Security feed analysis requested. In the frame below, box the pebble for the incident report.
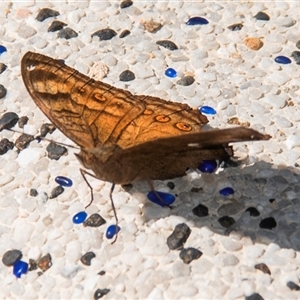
[58,27,78,39]
[48,20,67,32]
[142,19,162,33]
[29,189,38,197]
[119,70,135,82]
[0,45,7,54]
[245,207,260,217]
[198,160,218,173]
[36,8,59,21]
[274,55,291,64]
[0,63,7,74]
[219,187,234,196]
[120,0,133,9]
[0,84,7,99]
[0,112,19,131]
[92,28,117,41]
[177,76,195,86]
[276,16,295,27]
[186,17,209,25]
[83,213,106,227]
[166,182,175,190]
[259,217,277,230]
[227,23,243,31]
[165,67,177,78]
[18,25,37,39]
[217,202,245,216]
[28,258,38,271]
[55,176,73,187]
[244,37,263,51]
[0,138,14,155]
[119,30,130,38]
[147,191,175,207]
[40,123,56,137]
[179,248,203,264]
[106,225,121,239]
[192,204,209,217]
[72,211,88,224]
[38,253,52,272]
[218,216,235,228]
[254,11,270,21]
[80,252,96,266]
[199,106,216,115]
[49,185,65,199]
[156,40,178,51]
[286,281,300,291]
[166,223,191,250]
[94,288,110,300]
[46,142,67,160]
[13,260,28,278]
[245,293,264,300]
[296,40,300,49]
[291,51,300,65]
[254,263,271,275]
[2,250,22,267]
[15,133,34,151]
[18,116,29,128]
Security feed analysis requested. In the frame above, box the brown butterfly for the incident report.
[21,51,270,237]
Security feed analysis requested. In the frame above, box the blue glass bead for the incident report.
[106,225,121,239]
[0,45,7,54]
[55,176,73,187]
[186,17,209,25]
[199,106,216,115]
[219,187,234,196]
[165,68,177,78]
[35,136,42,143]
[147,191,176,207]
[274,56,291,64]
[72,211,87,224]
[13,260,28,278]
[198,160,218,173]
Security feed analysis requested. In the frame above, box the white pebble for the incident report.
[262,94,287,108]
[16,148,45,168]
[286,134,300,150]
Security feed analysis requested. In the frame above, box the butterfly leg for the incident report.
[146,179,172,209]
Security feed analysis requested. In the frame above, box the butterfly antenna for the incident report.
[146,179,172,209]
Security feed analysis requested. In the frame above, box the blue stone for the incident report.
[55,176,73,187]
[165,68,177,78]
[0,45,7,55]
[147,191,176,207]
[72,211,87,224]
[35,136,42,143]
[186,17,209,25]
[198,160,218,173]
[274,56,291,64]
[219,187,234,196]
[13,260,28,278]
[106,225,121,239]
[199,106,216,115]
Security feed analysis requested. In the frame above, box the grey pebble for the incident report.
[177,76,195,86]
[179,247,203,264]
[227,23,243,31]
[18,116,29,128]
[245,293,265,300]
[49,185,64,199]
[92,28,117,41]
[167,181,175,190]
[0,138,14,155]
[81,252,96,266]
[156,40,178,50]
[30,189,38,197]
[291,51,300,65]
[46,142,67,160]
[83,213,106,227]
[218,216,235,228]
[167,223,191,250]
[58,27,78,39]
[119,70,135,81]
[296,40,300,49]
[120,0,133,9]
[287,281,300,291]
[48,20,67,32]
[0,84,7,99]
[2,249,22,266]
[15,133,34,151]
[217,202,245,216]
[0,112,19,131]
[36,8,60,22]
[254,11,270,21]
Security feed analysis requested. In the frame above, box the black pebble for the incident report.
[167,223,191,250]
[0,63,7,74]
[81,252,96,266]
[245,293,265,300]
[83,213,106,227]
[119,30,131,38]
[120,0,133,9]
[2,249,22,266]
[167,182,175,190]
[227,23,243,31]
[36,8,60,22]
[48,20,67,32]
[98,270,106,276]
[156,40,178,51]
[179,247,203,264]
[49,185,64,199]
[245,207,260,217]
[254,11,270,21]
[15,133,34,151]
[177,76,195,86]
[259,217,277,230]
[0,138,14,155]
[296,40,300,49]
[287,281,300,291]
[254,263,271,275]
[30,188,38,197]
[18,116,29,128]
[0,112,19,131]
[28,258,38,271]
[192,204,209,217]
[40,123,56,137]
[218,216,235,228]
[92,28,117,41]
[119,70,135,82]
[291,51,300,65]
[46,142,67,160]
[38,253,52,272]
[0,84,7,99]
[94,288,110,300]
[58,27,78,39]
